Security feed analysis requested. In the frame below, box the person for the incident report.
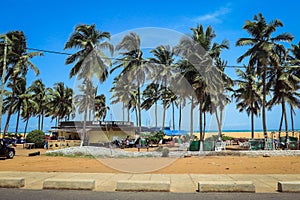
[135,137,141,152]
[145,138,150,152]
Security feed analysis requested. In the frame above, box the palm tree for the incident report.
[65,24,112,144]
[73,80,95,146]
[64,24,113,80]
[47,82,73,124]
[28,79,46,131]
[211,58,233,140]
[175,24,228,149]
[21,88,38,137]
[2,31,41,136]
[149,45,175,131]
[110,76,134,122]
[234,67,261,139]
[113,32,148,132]
[2,77,26,135]
[94,94,109,121]
[236,13,294,138]
[288,42,300,135]
[267,49,300,147]
[141,83,160,128]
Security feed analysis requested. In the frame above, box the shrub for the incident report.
[26,130,46,148]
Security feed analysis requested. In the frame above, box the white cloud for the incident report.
[193,6,231,24]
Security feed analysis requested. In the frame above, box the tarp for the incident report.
[164,129,188,136]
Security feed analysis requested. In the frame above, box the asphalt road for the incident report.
[0,189,299,200]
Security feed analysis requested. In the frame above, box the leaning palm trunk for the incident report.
[15,110,21,135]
[214,108,223,141]
[81,108,88,147]
[278,111,283,142]
[4,79,16,136]
[24,119,29,138]
[290,105,295,136]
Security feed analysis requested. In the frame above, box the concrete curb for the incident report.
[278,181,300,192]
[198,181,255,193]
[0,177,25,188]
[43,179,95,190]
[116,180,170,192]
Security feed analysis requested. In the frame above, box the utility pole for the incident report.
[0,37,7,138]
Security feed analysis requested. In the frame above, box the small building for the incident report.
[48,121,135,149]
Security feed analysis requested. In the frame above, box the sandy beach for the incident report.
[1,144,300,174]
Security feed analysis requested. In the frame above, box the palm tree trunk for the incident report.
[137,85,142,132]
[278,111,283,142]
[24,119,29,138]
[4,79,16,136]
[127,107,130,122]
[262,67,267,139]
[82,108,88,147]
[135,106,138,128]
[41,112,44,132]
[172,101,175,130]
[178,101,182,131]
[203,112,206,140]
[38,115,41,130]
[190,97,194,137]
[199,101,203,151]
[155,102,158,128]
[122,102,125,122]
[290,105,295,136]
[251,110,254,139]
[162,102,166,132]
[282,99,289,149]
[15,110,20,135]
[215,108,222,141]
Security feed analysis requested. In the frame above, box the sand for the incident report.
[1,145,300,174]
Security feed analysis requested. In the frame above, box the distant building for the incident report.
[48,121,135,149]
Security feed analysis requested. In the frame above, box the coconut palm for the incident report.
[28,79,46,131]
[94,94,109,121]
[3,77,26,135]
[211,57,233,140]
[141,83,160,128]
[21,89,38,137]
[234,67,261,139]
[64,24,113,80]
[2,31,41,136]
[236,13,294,138]
[149,45,175,131]
[73,80,96,145]
[113,32,149,132]
[267,49,300,147]
[47,82,74,124]
[110,76,134,122]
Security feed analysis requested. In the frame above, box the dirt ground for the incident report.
[1,145,300,174]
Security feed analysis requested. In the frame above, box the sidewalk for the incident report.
[1,171,300,193]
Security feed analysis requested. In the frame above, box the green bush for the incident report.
[26,130,46,148]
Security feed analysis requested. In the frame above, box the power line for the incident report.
[26,47,72,56]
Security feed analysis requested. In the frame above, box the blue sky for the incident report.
[1,0,300,132]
